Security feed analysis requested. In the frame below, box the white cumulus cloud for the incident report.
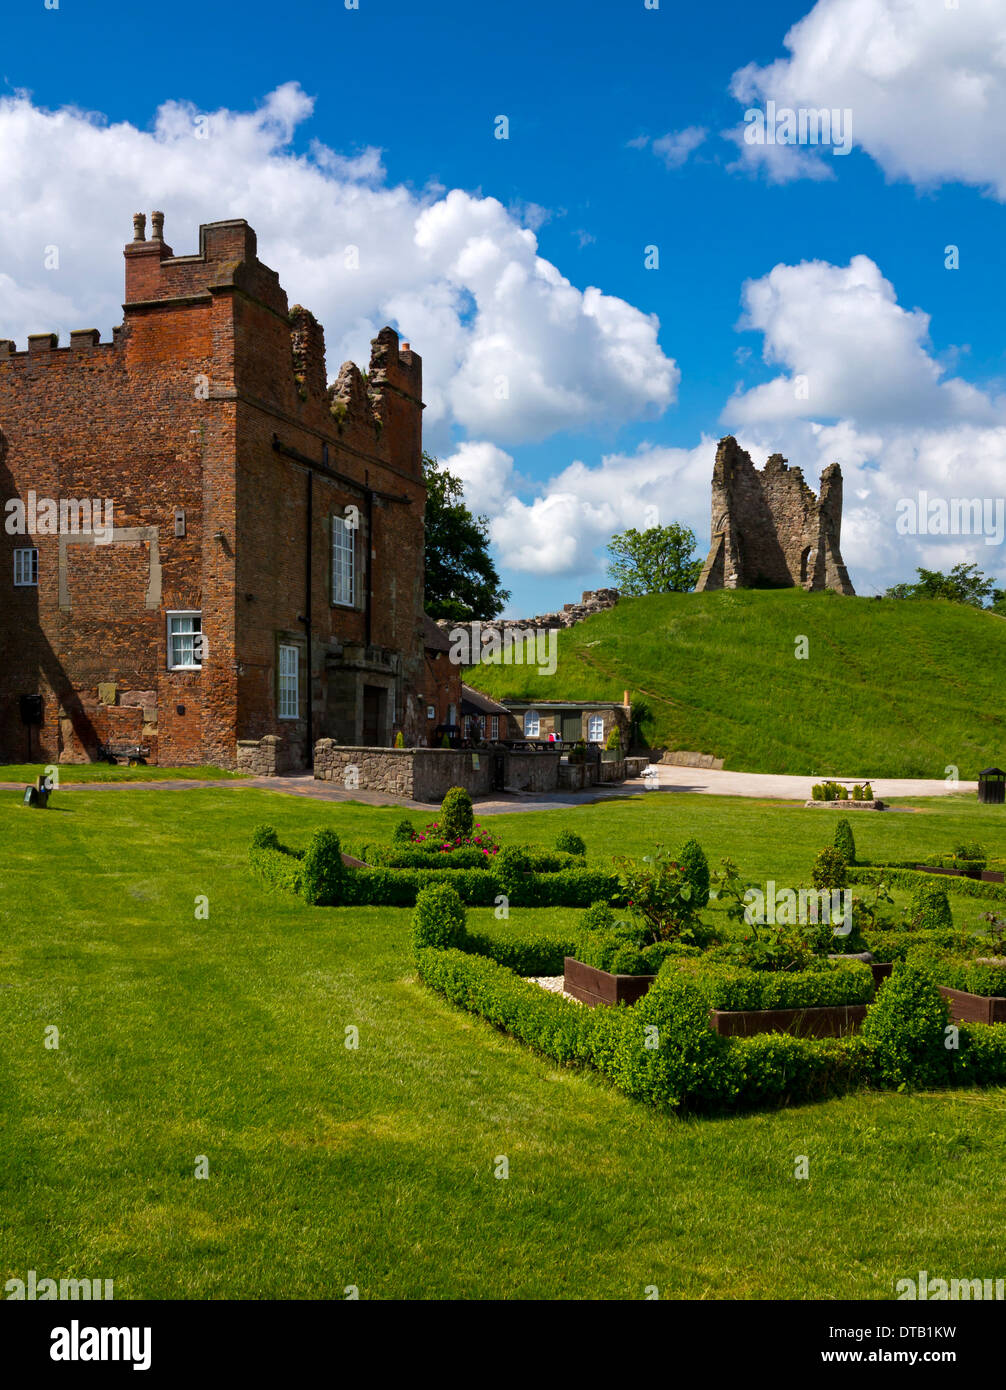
[0,84,678,450]
[728,0,1006,195]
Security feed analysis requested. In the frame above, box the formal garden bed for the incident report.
[246,795,1006,1114]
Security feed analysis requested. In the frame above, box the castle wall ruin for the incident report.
[695,436,855,595]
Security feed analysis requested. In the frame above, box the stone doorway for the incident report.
[362,684,388,746]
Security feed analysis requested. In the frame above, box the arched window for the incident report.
[524,709,540,738]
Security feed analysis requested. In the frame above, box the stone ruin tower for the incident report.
[694,436,855,595]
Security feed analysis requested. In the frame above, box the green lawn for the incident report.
[0,763,245,784]
[467,588,1006,778]
[2,784,1006,1299]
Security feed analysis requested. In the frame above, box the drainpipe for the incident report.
[365,480,374,648]
[300,468,314,768]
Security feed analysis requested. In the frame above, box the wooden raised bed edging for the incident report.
[938,986,1006,1025]
[913,864,1005,884]
[563,957,656,1007]
[708,1003,868,1038]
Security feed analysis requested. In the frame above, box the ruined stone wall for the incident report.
[695,437,855,595]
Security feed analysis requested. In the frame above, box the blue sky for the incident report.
[3,0,1006,613]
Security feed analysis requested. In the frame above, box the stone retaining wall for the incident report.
[660,749,725,770]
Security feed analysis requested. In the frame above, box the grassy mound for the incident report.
[467,588,1006,777]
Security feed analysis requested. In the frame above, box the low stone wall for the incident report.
[598,758,626,783]
[505,750,560,793]
[412,749,494,802]
[236,735,291,777]
[313,741,561,801]
[624,757,649,778]
[660,749,725,770]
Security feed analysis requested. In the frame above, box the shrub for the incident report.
[833,818,856,866]
[249,834,303,895]
[492,844,531,898]
[615,847,701,943]
[463,922,579,976]
[733,1032,862,1109]
[574,929,680,976]
[609,974,739,1112]
[394,731,405,748]
[581,900,617,933]
[860,963,951,1089]
[906,948,1006,998]
[411,884,467,952]
[440,786,474,840]
[555,829,587,857]
[678,838,711,909]
[660,956,873,1011]
[909,879,953,931]
[605,725,622,751]
[861,927,966,963]
[849,865,1006,907]
[955,1023,1006,1086]
[392,817,416,845]
[415,947,602,1065]
[440,733,451,749]
[863,782,873,801]
[301,829,346,905]
[812,846,848,892]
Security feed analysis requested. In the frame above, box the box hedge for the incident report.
[657,956,873,1011]
[850,866,1006,905]
[250,827,618,908]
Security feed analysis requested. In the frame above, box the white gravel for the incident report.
[527,975,584,1004]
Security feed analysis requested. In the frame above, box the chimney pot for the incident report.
[150,210,165,242]
[132,213,147,242]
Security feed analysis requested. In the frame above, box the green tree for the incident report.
[423,453,510,620]
[885,562,997,608]
[606,524,701,595]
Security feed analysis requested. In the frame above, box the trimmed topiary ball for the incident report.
[910,879,953,932]
[392,817,417,845]
[812,846,848,892]
[555,829,587,857]
[440,786,474,840]
[833,818,856,866]
[678,838,710,909]
[412,883,467,952]
[301,828,346,905]
[581,900,616,933]
[860,962,951,1089]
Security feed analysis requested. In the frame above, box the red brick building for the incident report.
[0,213,429,768]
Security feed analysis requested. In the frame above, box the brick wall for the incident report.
[0,213,428,768]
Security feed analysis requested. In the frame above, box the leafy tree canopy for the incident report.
[606,523,702,595]
[423,453,510,620]
[885,562,1003,611]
